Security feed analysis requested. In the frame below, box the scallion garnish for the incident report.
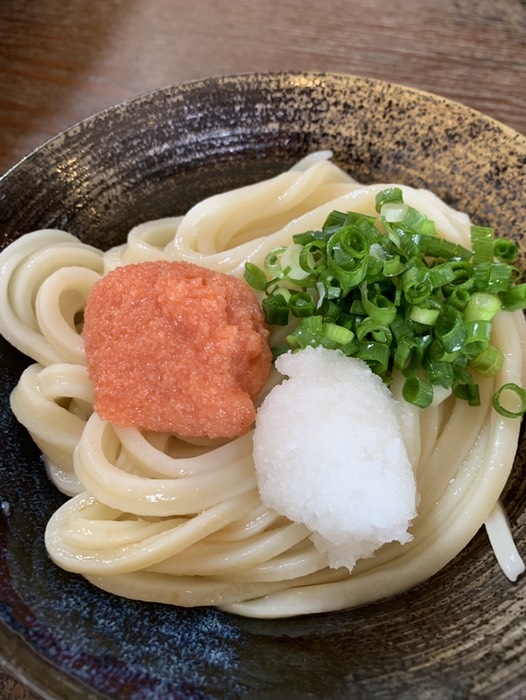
[492,383,526,418]
[493,238,518,263]
[261,294,289,326]
[244,189,526,415]
[244,262,268,291]
[402,376,434,408]
[471,225,495,265]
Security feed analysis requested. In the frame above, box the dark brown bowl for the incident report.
[0,72,525,699]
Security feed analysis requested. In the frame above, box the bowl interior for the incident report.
[0,72,525,700]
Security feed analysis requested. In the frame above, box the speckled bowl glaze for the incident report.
[0,72,525,700]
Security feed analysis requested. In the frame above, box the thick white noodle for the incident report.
[0,231,103,365]
[0,156,523,618]
[485,501,526,582]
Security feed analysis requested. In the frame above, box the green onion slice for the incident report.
[471,225,495,265]
[289,292,316,317]
[262,294,289,326]
[493,238,518,263]
[375,187,404,212]
[470,345,504,377]
[402,376,434,408]
[492,383,526,418]
[244,262,268,291]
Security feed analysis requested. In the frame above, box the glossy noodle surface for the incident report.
[0,155,524,618]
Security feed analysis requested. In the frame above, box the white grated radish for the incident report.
[253,346,418,572]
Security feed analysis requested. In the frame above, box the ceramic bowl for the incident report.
[0,72,525,699]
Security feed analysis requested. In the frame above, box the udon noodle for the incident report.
[0,153,524,618]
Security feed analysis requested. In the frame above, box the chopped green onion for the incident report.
[471,225,495,265]
[409,305,441,326]
[262,294,289,326]
[318,297,341,321]
[470,345,504,377]
[446,287,471,310]
[400,207,435,234]
[493,238,518,263]
[463,292,502,322]
[402,376,433,408]
[425,360,455,389]
[356,341,390,375]
[375,187,404,212]
[502,283,526,311]
[427,338,461,363]
[321,210,348,232]
[428,263,457,288]
[280,244,313,281]
[390,315,414,343]
[299,240,326,275]
[285,316,322,349]
[326,228,370,293]
[406,234,471,261]
[473,262,513,293]
[402,266,432,305]
[492,383,526,418]
[360,282,397,326]
[380,202,408,223]
[462,320,492,357]
[243,193,525,414]
[419,219,438,236]
[343,211,378,229]
[265,283,292,303]
[435,306,467,353]
[394,336,424,376]
[453,372,481,406]
[443,261,475,292]
[289,292,316,317]
[318,270,344,300]
[263,247,288,278]
[244,262,268,291]
[355,317,393,345]
[322,322,354,346]
[381,254,406,277]
[292,229,325,245]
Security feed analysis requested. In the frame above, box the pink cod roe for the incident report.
[83,260,272,438]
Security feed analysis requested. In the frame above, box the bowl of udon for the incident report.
[0,72,525,699]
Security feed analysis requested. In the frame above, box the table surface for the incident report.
[1,0,525,697]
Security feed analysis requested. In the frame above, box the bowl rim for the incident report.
[1,70,524,185]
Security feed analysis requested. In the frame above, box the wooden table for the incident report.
[0,0,524,697]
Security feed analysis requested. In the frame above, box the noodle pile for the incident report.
[0,153,524,618]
